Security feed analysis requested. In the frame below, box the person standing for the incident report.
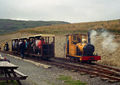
[19,40,25,59]
[4,42,9,51]
[12,40,15,51]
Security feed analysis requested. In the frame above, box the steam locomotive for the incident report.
[66,32,101,63]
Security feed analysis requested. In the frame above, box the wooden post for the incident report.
[11,69,22,85]
[53,37,55,57]
[48,37,49,44]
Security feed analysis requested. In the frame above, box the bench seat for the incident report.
[14,70,28,80]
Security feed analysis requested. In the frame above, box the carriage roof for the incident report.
[11,38,19,40]
[12,34,55,40]
[66,33,87,36]
[34,34,54,37]
[29,34,55,38]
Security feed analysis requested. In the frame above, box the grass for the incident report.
[57,75,87,85]
[0,19,69,35]
[0,80,18,85]
[1,18,120,36]
[17,19,120,35]
[109,29,120,34]
[21,29,87,35]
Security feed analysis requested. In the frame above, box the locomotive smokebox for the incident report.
[88,31,91,44]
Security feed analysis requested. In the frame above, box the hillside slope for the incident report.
[19,19,120,35]
[0,19,69,34]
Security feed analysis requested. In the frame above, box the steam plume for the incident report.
[90,30,97,45]
[90,29,118,53]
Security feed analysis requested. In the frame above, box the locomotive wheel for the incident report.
[41,57,49,61]
[72,57,80,62]
[81,60,92,64]
[87,60,92,64]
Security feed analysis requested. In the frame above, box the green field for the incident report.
[0,19,69,34]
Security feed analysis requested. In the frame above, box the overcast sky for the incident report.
[0,0,120,23]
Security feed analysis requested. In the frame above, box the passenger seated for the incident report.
[41,38,45,45]
[36,37,41,54]
[29,38,34,53]
[31,38,36,54]
[25,39,28,49]
[36,37,45,54]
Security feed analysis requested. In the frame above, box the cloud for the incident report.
[0,0,120,22]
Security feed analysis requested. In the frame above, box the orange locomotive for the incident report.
[66,32,101,63]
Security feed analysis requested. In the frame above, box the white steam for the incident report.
[90,30,97,45]
[90,29,118,53]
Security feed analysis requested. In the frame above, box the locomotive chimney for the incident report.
[88,31,91,44]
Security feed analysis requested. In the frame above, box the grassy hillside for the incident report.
[0,19,69,34]
[19,19,120,35]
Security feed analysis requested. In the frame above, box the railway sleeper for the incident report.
[50,61,120,82]
[108,79,119,83]
[89,75,97,78]
[77,67,120,82]
[71,69,78,72]
[80,72,87,75]
[101,77,109,81]
[78,64,120,77]
[95,64,120,72]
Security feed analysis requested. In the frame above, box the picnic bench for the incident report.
[0,61,28,85]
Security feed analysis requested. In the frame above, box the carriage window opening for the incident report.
[73,35,77,41]
[44,37,47,43]
[77,37,81,43]
[72,35,78,44]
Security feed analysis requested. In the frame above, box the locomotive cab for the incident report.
[66,33,101,62]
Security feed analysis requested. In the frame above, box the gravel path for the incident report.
[1,53,120,85]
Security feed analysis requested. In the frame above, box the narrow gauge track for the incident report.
[54,57,120,74]
[1,51,120,83]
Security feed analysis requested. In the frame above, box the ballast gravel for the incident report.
[2,53,120,85]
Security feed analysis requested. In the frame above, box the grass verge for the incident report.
[0,80,18,85]
[57,75,87,85]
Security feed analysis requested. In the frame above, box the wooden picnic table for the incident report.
[0,61,18,69]
[0,61,27,85]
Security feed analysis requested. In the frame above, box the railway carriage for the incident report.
[11,34,55,60]
[28,34,55,59]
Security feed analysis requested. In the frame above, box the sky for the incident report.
[0,0,120,23]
